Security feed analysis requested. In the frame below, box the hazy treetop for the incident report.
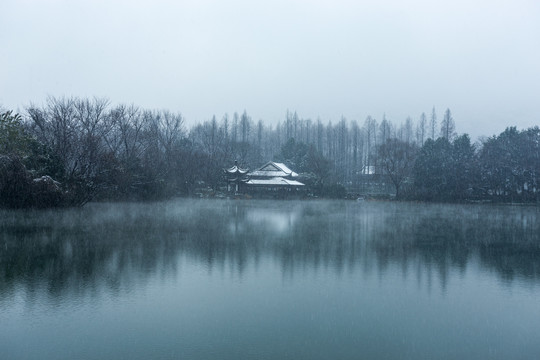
[1,0,539,140]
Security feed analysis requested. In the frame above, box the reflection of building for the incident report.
[224,161,305,197]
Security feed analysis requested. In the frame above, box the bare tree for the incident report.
[379,114,392,144]
[232,112,239,144]
[416,112,427,146]
[240,110,251,143]
[316,118,324,154]
[378,138,418,198]
[363,116,376,174]
[73,97,110,179]
[109,104,145,162]
[404,116,414,144]
[350,120,361,176]
[26,96,114,204]
[440,108,456,141]
[305,118,312,144]
[429,107,437,140]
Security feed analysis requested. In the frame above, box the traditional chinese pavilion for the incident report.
[224,160,249,193]
[224,161,305,196]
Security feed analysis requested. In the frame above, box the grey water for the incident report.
[1,200,540,360]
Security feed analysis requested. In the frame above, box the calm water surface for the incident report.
[1,200,539,359]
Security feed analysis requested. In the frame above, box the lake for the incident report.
[1,199,540,359]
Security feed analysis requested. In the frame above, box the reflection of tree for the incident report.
[1,201,540,304]
[370,205,540,290]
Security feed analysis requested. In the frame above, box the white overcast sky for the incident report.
[1,0,539,140]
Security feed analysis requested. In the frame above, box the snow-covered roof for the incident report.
[246,177,304,186]
[224,165,249,174]
[274,162,297,176]
[246,178,304,186]
[248,161,298,178]
[226,177,249,183]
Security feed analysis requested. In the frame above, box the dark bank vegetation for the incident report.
[1,97,538,208]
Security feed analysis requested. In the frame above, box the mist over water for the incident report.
[1,200,540,359]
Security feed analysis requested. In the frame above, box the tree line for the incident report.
[1,96,538,207]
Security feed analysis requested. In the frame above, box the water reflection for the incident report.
[1,200,539,303]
